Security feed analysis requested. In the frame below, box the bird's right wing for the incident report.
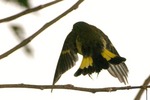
[90,24,129,84]
[102,33,129,84]
[52,31,78,85]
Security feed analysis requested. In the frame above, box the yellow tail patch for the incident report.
[80,57,93,69]
[101,49,116,61]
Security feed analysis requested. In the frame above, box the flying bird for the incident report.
[52,21,128,86]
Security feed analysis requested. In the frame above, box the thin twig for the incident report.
[0,0,84,60]
[0,0,63,23]
[0,84,149,93]
[135,75,150,100]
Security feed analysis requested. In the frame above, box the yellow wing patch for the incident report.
[62,50,70,54]
[80,57,93,69]
[101,49,116,61]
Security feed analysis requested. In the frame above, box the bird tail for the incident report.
[74,49,126,76]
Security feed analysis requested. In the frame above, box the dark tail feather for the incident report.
[109,56,126,64]
[74,66,95,76]
[92,51,109,69]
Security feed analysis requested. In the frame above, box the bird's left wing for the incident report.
[52,31,78,85]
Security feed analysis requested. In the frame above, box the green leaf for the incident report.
[10,24,33,56]
[17,0,30,8]
[4,0,31,8]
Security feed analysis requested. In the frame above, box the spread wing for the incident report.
[52,31,78,85]
[88,24,128,84]
[102,33,129,84]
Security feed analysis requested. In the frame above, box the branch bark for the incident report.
[135,75,150,100]
[0,84,149,93]
[0,0,84,60]
[0,0,63,23]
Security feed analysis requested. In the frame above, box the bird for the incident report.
[52,21,129,86]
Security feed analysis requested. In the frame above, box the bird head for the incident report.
[73,21,91,33]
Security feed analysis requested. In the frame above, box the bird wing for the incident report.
[101,32,129,84]
[52,31,78,85]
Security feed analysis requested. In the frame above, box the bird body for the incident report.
[52,21,128,86]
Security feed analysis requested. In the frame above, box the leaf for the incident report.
[4,0,31,8]
[17,0,30,8]
[11,24,25,39]
[10,24,33,56]
[23,45,33,56]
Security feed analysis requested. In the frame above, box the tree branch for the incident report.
[0,0,63,23]
[0,0,84,60]
[0,83,149,93]
[135,75,150,100]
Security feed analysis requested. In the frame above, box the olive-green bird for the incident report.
[52,21,128,86]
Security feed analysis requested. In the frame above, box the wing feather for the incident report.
[89,24,129,84]
[102,33,129,84]
[52,32,78,85]
[88,24,128,84]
